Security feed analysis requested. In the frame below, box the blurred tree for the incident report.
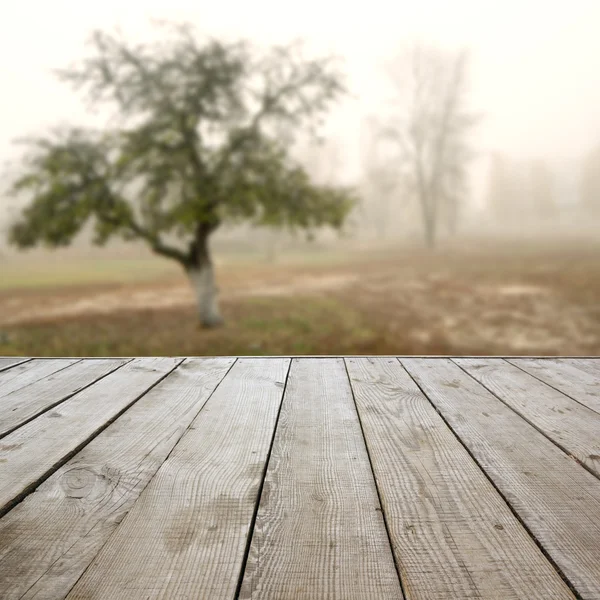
[258,135,344,262]
[580,144,600,217]
[359,116,400,240]
[5,22,356,327]
[380,45,479,247]
[361,164,398,239]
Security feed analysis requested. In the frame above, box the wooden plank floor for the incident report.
[0,357,598,600]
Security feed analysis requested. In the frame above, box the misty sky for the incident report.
[2,0,600,202]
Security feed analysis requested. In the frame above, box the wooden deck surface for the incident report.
[0,357,599,599]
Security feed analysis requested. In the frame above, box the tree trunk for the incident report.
[186,262,223,328]
[186,224,223,328]
[420,192,437,248]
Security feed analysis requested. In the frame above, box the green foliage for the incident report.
[7,22,356,264]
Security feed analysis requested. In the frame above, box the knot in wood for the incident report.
[60,466,98,499]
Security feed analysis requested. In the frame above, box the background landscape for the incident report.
[1,0,599,356]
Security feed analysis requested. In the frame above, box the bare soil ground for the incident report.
[1,240,599,356]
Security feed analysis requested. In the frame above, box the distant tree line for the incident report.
[485,148,600,224]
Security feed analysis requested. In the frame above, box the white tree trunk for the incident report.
[187,263,223,327]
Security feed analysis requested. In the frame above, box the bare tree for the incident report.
[363,163,398,239]
[359,116,401,239]
[380,44,479,247]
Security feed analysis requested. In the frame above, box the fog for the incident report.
[2,0,600,209]
[1,0,600,357]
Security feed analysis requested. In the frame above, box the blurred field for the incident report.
[0,258,178,290]
[1,239,600,356]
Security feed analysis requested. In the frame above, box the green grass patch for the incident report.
[0,295,383,357]
[0,257,180,290]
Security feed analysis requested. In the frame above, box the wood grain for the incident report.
[0,357,180,516]
[456,358,600,477]
[0,359,128,438]
[0,359,80,400]
[0,358,30,373]
[508,358,600,414]
[403,358,600,600]
[346,357,575,600]
[0,358,234,600]
[240,358,403,600]
[560,359,600,378]
[66,358,290,600]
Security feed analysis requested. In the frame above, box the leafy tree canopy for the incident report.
[7,22,356,267]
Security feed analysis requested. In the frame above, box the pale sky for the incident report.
[1,0,600,200]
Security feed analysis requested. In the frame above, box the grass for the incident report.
[1,238,600,357]
[0,257,179,290]
[0,296,386,357]
[0,241,375,291]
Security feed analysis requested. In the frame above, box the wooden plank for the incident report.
[0,357,180,516]
[0,359,80,399]
[66,358,289,600]
[0,358,30,373]
[561,358,600,378]
[240,358,403,600]
[456,358,600,477]
[402,358,600,600]
[0,358,235,600]
[508,358,600,414]
[345,357,575,600]
[0,359,129,438]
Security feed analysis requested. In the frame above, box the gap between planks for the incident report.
[0,358,236,600]
[65,358,290,600]
[1,357,599,600]
[0,359,82,402]
[347,357,577,600]
[453,358,600,479]
[506,358,600,415]
[0,358,32,373]
[0,359,131,439]
[402,358,600,600]
[240,358,403,600]
[0,358,182,518]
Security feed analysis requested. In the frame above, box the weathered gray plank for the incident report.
[0,359,80,399]
[66,358,289,600]
[402,358,600,600]
[456,358,600,477]
[0,358,235,600]
[346,357,575,600]
[0,358,30,373]
[0,359,128,438]
[561,358,600,378]
[0,357,180,516]
[508,358,600,414]
[240,358,403,600]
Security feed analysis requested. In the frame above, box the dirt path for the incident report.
[0,272,360,327]
[2,246,600,355]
